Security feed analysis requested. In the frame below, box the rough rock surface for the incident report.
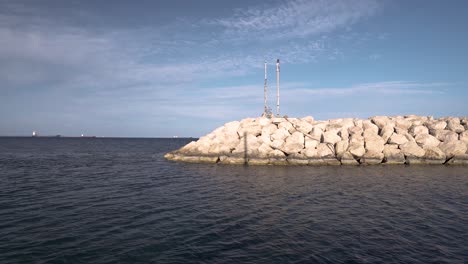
[165,115,467,165]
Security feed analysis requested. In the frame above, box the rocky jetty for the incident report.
[165,115,468,165]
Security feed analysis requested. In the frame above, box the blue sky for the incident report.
[0,0,467,137]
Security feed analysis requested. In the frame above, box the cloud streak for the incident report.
[212,0,381,40]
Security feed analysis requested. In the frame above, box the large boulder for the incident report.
[409,125,429,137]
[271,127,290,141]
[361,151,384,165]
[309,127,323,142]
[395,118,412,131]
[278,121,294,134]
[281,132,305,154]
[348,142,366,158]
[317,143,335,158]
[430,129,459,142]
[438,140,467,158]
[426,121,447,130]
[323,131,342,145]
[364,135,385,154]
[379,124,394,143]
[447,120,465,133]
[415,134,440,148]
[305,137,319,149]
[388,134,409,145]
[257,143,274,158]
[303,147,319,159]
[261,124,278,137]
[237,124,262,137]
[423,147,446,163]
[335,140,349,158]
[325,124,343,135]
[340,151,360,165]
[363,120,379,134]
[371,116,391,129]
[339,128,350,141]
[292,119,313,134]
[348,126,363,136]
[400,141,425,158]
[460,131,468,146]
[383,145,405,164]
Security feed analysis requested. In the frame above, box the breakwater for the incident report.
[165,115,468,165]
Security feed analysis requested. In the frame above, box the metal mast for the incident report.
[263,61,268,116]
[276,59,280,116]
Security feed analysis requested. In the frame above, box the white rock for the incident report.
[271,139,284,150]
[460,131,468,145]
[383,147,406,164]
[282,131,305,154]
[271,127,290,141]
[293,119,313,134]
[447,120,465,133]
[363,120,379,134]
[270,149,286,158]
[257,117,271,127]
[409,125,429,137]
[388,134,409,145]
[317,143,335,158]
[301,116,314,124]
[415,134,440,148]
[340,151,359,165]
[257,143,274,158]
[400,142,425,158]
[339,128,349,141]
[348,126,363,136]
[309,127,323,141]
[323,131,342,145]
[261,124,277,137]
[430,129,459,142]
[325,124,343,135]
[361,151,384,165]
[224,121,240,133]
[426,121,447,130]
[423,146,446,161]
[379,124,394,143]
[348,142,366,158]
[438,140,467,158]
[237,124,262,137]
[335,140,349,158]
[371,116,391,129]
[303,147,319,158]
[395,119,412,131]
[364,135,385,153]
[349,135,364,146]
[278,121,294,133]
[305,137,319,149]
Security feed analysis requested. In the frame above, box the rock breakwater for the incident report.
[165,115,468,165]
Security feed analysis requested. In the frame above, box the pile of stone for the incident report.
[164,115,468,165]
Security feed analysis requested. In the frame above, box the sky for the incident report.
[0,0,467,137]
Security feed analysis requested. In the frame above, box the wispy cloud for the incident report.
[211,0,381,40]
[284,81,448,97]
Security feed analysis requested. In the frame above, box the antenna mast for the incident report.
[276,59,280,117]
[263,61,268,116]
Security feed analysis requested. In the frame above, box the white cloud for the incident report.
[212,0,381,40]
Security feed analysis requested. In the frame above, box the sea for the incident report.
[0,137,467,264]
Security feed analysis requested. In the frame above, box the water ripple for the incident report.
[0,137,467,264]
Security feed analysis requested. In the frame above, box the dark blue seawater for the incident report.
[0,137,467,264]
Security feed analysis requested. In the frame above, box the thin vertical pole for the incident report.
[276,59,280,116]
[264,61,268,115]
